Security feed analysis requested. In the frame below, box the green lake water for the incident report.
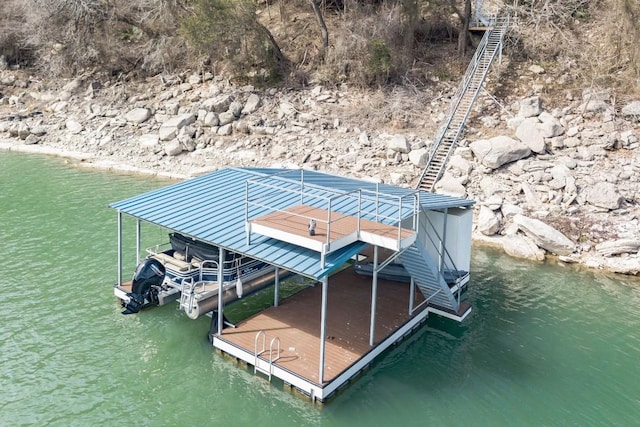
[1,151,639,426]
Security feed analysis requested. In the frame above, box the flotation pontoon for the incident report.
[114,232,275,317]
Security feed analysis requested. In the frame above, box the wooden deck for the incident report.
[216,266,425,386]
[249,204,415,251]
[116,280,132,293]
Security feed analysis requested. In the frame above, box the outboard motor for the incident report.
[122,258,166,315]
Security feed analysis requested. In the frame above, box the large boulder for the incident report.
[477,205,501,236]
[586,181,623,210]
[621,101,640,120]
[388,134,410,153]
[164,140,183,156]
[502,234,546,261]
[515,118,545,154]
[159,114,196,141]
[66,119,83,134]
[470,136,531,169]
[548,164,571,190]
[408,148,428,168]
[538,112,564,137]
[202,94,233,113]
[242,94,261,115]
[518,96,542,118]
[447,154,473,176]
[595,239,640,257]
[125,108,152,124]
[513,214,576,256]
[218,111,236,126]
[434,173,466,198]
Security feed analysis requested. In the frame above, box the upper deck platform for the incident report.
[245,171,419,266]
[249,204,416,260]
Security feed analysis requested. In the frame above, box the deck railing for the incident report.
[245,172,420,252]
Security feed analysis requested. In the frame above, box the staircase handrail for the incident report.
[416,12,509,191]
[429,23,496,159]
[432,18,508,166]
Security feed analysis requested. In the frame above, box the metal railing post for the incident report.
[357,191,361,234]
[217,247,225,335]
[375,183,380,221]
[300,168,305,205]
[326,198,332,246]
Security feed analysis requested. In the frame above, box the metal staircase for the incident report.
[416,13,509,192]
[399,238,461,313]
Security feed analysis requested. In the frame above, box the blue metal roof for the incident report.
[110,167,474,279]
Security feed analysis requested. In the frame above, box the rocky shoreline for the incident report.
[1,69,639,275]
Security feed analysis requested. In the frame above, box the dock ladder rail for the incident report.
[179,277,196,315]
[178,259,219,315]
[254,331,281,381]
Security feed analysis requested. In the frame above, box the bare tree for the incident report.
[309,0,329,58]
[447,0,472,56]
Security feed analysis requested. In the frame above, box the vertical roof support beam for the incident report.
[318,275,329,383]
[369,245,379,347]
[117,210,122,286]
[409,277,416,315]
[217,247,226,335]
[244,182,251,246]
[274,267,280,307]
[135,218,141,266]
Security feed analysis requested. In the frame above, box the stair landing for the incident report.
[248,204,416,255]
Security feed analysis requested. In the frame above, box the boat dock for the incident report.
[110,167,475,403]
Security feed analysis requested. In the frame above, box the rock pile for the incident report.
[439,91,640,274]
[0,70,638,274]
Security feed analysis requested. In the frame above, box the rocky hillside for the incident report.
[1,64,639,275]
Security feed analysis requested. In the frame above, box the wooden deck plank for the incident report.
[217,266,425,385]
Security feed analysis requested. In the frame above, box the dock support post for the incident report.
[274,267,280,307]
[439,208,448,276]
[217,247,226,335]
[117,211,122,286]
[135,219,141,265]
[369,245,379,347]
[409,277,415,315]
[319,276,329,383]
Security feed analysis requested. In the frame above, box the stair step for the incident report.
[417,13,508,192]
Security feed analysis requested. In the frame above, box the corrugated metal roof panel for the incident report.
[110,167,474,279]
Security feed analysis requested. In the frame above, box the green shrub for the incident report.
[180,0,285,83]
[367,39,392,85]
